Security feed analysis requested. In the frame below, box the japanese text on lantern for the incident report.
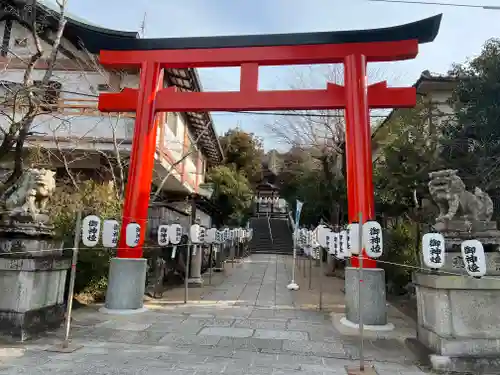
[369,227,382,255]
[159,226,168,245]
[429,238,442,265]
[135,225,141,244]
[88,219,99,243]
[112,223,119,243]
[463,245,480,273]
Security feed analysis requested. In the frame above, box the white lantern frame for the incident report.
[347,222,360,255]
[125,223,141,248]
[102,219,119,248]
[168,224,183,245]
[363,220,383,259]
[157,224,170,247]
[422,233,446,269]
[81,215,101,248]
[461,239,487,278]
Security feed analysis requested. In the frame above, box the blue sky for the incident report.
[63,0,500,150]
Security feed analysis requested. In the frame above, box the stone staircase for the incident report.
[249,217,293,255]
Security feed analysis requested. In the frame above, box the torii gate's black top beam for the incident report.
[64,13,442,53]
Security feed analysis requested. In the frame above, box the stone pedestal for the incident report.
[344,267,388,326]
[229,244,235,261]
[422,250,500,276]
[104,258,147,312]
[188,245,203,288]
[433,220,500,249]
[0,224,71,341]
[325,254,335,276]
[213,245,224,272]
[0,250,70,341]
[414,272,500,373]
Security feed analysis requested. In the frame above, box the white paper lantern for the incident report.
[189,224,202,243]
[347,223,360,255]
[316,226,326,248]
[125,223,141,247]
[363,221,383,258]
[205,228,216,244]
[329,231,338,255]
[311,229,320,248]
[102,219,119,248]
[298,229,306,248]
[168,224,183,245]
[313,248,320,260]
[316,225,329,248]
[326,231,335,255]
[223,228,230,242]
[215,230,222,244]
[157,224,170,246]
[422,233,446,269]
[338,230,348,259]
[304,230,311,247]
[199,227,206,243]
[81,215,101,247]
[461,239,486,278]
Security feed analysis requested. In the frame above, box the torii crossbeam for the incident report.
[98,14,442,271]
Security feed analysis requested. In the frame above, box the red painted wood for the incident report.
[99,40,418,69]
[98,84,415,112]
[344,54,376,269]
[116,63,162,258]
[98,39,420,262]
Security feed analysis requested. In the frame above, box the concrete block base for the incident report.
[414,272,500,373]
[99,306,148,315]
[344,267,387,326]
[104,258,147,311]
[345,366,378,375]
[188,277,203,288]
[340,317,394,331]
[0,255,70,341]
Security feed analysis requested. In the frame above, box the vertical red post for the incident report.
[344,54,376,269]
[117,62,163,258]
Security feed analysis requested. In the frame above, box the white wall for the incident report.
[0,20,209,190]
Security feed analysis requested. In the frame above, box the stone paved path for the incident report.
[0,255,428,374]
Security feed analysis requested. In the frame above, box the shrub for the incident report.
[48,181,122,299]
[380,219,419,295]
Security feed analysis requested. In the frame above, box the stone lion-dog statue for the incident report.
[2,168,56,223]
[428,169,493,223]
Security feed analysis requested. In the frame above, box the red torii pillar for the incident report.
[97,14,441,315]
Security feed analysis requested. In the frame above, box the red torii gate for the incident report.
[98,14,442,268]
